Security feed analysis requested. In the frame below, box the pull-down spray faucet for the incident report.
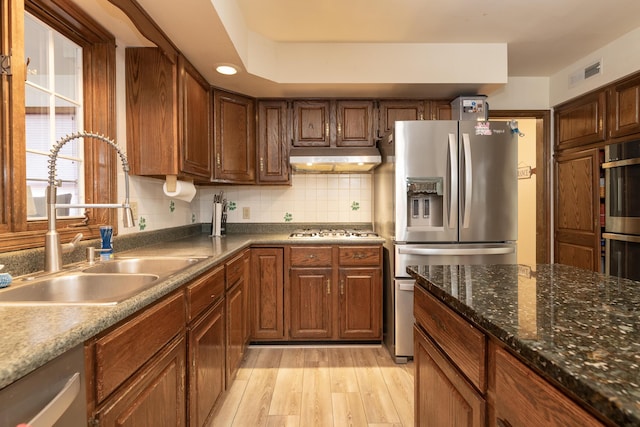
[44,131,135,272]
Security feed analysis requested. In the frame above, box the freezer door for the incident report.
[394,120,459,242]
[459,121,518,242]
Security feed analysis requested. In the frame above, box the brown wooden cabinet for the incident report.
[609,74,640,139]
[555,90,607,150]
[257,100,290,184]
[378,100,426,137]
[414,325,485,427]
[225,250,250,383]
[431,99,453,120]
[125,48,211,181]
[213,90,256,183]
[490,343,603,427]
[554,148,601,271]
[292,100,375,147]
[250,247,285,340]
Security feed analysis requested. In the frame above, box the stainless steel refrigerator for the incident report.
[374,120,518,362]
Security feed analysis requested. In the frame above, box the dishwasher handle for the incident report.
[398,282,415,292]
[27,372,80,427]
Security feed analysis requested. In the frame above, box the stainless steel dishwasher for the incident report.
[0,344,86,427]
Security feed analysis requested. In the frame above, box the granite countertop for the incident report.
[408,263,640,426]
[0,230,384,389]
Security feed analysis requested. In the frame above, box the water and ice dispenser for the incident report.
[406,178,443,228]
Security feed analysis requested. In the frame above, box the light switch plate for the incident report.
[242,207,250,219]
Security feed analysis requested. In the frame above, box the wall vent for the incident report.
[584,61,602,79]
[568,59,602,88]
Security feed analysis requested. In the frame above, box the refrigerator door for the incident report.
[395,120,459,243]
[459,121,518,243]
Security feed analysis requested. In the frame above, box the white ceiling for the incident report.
[77,0,640,99]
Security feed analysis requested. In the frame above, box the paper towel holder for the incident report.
[165,175,178,193]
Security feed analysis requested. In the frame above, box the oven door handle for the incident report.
[602,158,640,169]
[398,247,515,256]
[27,372,80,427]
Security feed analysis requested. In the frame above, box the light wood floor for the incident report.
[210,345,414,427]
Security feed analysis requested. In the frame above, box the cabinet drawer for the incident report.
[186,265,225,321]
[338,246,381,266]
[93,291,185,403]
[414,284,486,391]
[225,252,246,289]
[290,246,332,267]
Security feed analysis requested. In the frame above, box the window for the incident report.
[0,0,117,252]
[25,12,84,219]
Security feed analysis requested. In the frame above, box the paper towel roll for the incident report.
[163,180,196,202]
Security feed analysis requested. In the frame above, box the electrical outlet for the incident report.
[130,201,138,219]
[242,207,250,219]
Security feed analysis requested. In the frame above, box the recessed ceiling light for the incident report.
[216,64,237,75]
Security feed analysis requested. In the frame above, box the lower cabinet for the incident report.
[250,247,285,340]
[290,266,333,339]
[226,280,245,382]
[414,325,485,427]
[338,267,382,339]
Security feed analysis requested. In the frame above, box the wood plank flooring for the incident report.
[210,345,414,427]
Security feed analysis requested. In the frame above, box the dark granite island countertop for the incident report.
[408,263,640,426]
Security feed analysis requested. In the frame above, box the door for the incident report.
[459,121,518,243]
[338,267,381,339]
[394,120,459,243]
[290,267,333,339]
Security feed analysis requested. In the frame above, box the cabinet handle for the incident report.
[353,253,365,259]
[497,418,513,427]
[340,279,344,295]
[325,123,329,138]
[419,113,424,120]
[260,157,264,172]
[337,122,342,136]
[326,279,331,294]
[307,254,316,259]
[216,152,221,167]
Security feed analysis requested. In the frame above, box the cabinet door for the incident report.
[609,74,640,139]
[554,148,600,271]
[378,100,425,137]
[492,345,604,427]
[226,281,244,383]
[336,100,375,147]
[555,91,606,150]
[414,325,485,427]
[257,100,290,184]
[250,248,285,340]
[95,335,186,427]
[431,100,452,120]
[292,100,331,147]
[290,267,333,339]
[338,267,381,339]
[179,56,211,180]
[213,90,256,182]
[126,47,179,176]
[188,300,225,427]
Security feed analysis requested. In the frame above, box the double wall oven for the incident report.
[603,140,640,281]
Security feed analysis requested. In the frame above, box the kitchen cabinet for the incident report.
[292,100,375,147]
[250,247,285,340]
[213,89,256,183]
[288,245,382,341]
[554,90,607,150]
[490,343,603,427]
[554,148,601,271]
[257,100,290,184]
[225,249,250,383]
[125,48,211,181]
[609,73,640,139]
[185,265,226,427]
[431,99,453,120]
[378,100,426,137]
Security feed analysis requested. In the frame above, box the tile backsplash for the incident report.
[119,174,372,235]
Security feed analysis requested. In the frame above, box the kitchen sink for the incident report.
[83,256,204,275]
[0,273,160,305]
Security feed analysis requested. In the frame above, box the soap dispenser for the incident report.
[99,225,113,261]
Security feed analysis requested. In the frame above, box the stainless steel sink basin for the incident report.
[0,274,160,305]
[83,257,203,275]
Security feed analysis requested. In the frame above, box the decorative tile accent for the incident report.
[191,213,196,223]
[138,217,147,231]
[284,212,293,222]
[351,201,360,211]
[169,201,175,212]
[228,201,237,211]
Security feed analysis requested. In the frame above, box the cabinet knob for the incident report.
[340,279,344,295]
[307,254,316,259]
[326,279,331,295]
[325,123,329,138]
[216,153,221,167]
[260,157,264,172]
[337,122,342,136]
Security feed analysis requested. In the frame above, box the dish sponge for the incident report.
[0,273,12,288]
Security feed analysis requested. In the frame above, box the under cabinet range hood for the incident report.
[289,147,382,173]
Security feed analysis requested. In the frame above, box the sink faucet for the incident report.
[44,131,136,273]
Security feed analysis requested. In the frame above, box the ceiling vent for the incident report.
[569,59,602,88]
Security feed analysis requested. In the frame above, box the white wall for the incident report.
[487,77,550,110]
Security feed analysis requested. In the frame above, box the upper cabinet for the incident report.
[212,90,256,183]
[125,48,211,181]
[257,101,290,184]
[292,100,375,147]
[378,100,426,137]
[609,74,640,140]
[554,90,607,150]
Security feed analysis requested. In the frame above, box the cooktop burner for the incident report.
[289,228,379,238]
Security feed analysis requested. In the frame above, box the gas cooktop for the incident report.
[288,228,379,238]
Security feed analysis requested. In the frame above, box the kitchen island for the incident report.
[409,263,640,426]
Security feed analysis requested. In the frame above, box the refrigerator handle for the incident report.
[398,246,515,256]
[448,133,457,230]
[462,133,472,228]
